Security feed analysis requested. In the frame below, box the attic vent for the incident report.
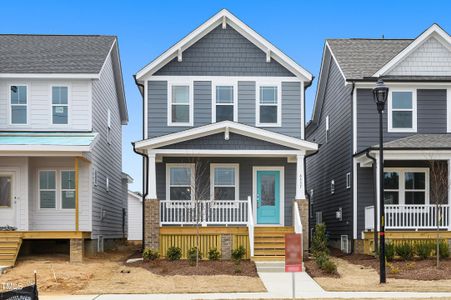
[341,235,350,254]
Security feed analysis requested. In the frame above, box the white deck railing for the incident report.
[365,204,451,230]
[160,199,249,226]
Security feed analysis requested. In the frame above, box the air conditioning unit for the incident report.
[341,235,351,254]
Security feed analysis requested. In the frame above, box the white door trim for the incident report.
[0,168,19,228]
[252,166,285,226]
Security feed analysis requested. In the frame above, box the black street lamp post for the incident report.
[372,79,389,284]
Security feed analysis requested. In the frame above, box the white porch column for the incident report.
[295,152,305,199]
[148,152,157,199]
[375,156,381,231]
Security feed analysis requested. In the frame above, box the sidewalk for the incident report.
[40,271,451,300]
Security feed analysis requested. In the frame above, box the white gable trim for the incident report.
[373,24,451,77]
[134,121,318,152]
[135,9,312,81]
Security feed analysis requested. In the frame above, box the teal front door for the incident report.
[256,170,280,224]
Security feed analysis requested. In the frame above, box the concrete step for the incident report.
[255,261,285,273]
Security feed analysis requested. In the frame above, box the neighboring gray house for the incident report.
[133,9,317,261]
[0,34,128,267]
[306,24,451,254]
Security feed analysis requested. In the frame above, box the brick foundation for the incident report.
[70,239,84,263]
[221,234,232,260]
[295,199,309,254]
[144,199,160,250]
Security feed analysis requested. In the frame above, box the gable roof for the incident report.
[0,34,116,75]
[135,9,312,81]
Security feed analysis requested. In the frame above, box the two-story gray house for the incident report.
[0,34,128,266]
[306,24,451,254]
[133,9,317,261]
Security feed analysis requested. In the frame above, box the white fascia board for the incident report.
[154,149,302,157]
[364,149,451,161]
[128,191,142,201]
[0,145,92,152]
[373,24,451,77]
[0,73,100,79]
[134,121,318,152]
[135,9,312,82]
[0,150,86,157]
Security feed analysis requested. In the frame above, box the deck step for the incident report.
[254,243,285,249]
[254,249,285,256]
[252,255,285,261]
[0,235,22,267]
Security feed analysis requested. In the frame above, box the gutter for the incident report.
[133,75,148,252]
[365,150,378,255]
[349,81,355,254]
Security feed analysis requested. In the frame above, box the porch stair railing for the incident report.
[247,196,254,257]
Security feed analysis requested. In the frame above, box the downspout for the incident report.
[365,150,378,254]
[349,81,355,253]
[304,148,320,251]
[133,75,148,252]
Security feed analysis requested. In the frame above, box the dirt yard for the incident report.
[0,248,265,295]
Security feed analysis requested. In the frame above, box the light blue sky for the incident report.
[1,0,450,191]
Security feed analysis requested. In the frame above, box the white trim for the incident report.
[300,81,305,139]
[352,158,358,239]
[165,163,195,201]
[373,24,451,77]
[256,82,282,127]
[210,163,239,200]
[148,75,301,82]
[154,149,302,157]
[167,79,194,127]
[0,73,100,79]
[252,166,285,226]
[135,9,312,81]
[352,88,357,154]
[9,84,29,126]
[98,39,117,76]
[358,149,451,163]
[144,79,148,139]
[295,153,305,199]
[134,120,318,152]
[346,172,351,189]
[355,81,451,89]
[387,89,417,133]
[128,190,142,202]
[38,169,57,210]
[50,84,70,126]
[211,80,238,123]
[447,89,451,133]
[326,41,347,80]
[384,167,430,205]
[60,169,76,209]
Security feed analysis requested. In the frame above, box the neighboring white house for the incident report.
[127,191,142,242]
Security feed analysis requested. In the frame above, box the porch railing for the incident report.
[160,200,249,226]
[365,204,451,230]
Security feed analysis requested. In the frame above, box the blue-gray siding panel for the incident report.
[156,157,295,226]
[155,25,295,77]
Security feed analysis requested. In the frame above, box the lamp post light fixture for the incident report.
[372,78,389,284]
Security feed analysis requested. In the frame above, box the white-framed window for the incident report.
[168,82,193,126]
[39,170,56,209]
[210,164,239,200]
[388,90,417,132]
[106,177,110,192]
[212,83,237,122]
[346,172,351,189]
[384,168,429,205]
[325,115,330,142]
[61,170,75,209]
[166,163,195,200]
[330,180,335,194]
[52,86,69,124]
[10,85,28,125]
[256,83,281,127]
[107,109,112,145]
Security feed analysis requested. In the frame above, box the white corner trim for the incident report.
[209,163,239,200]
[387,89,417,133]
[352,88,357,154]
[300,81,305,140]
[135,9,312,81]
[144,80,149,139]
[373,24,451,77]
[352,158,358,239]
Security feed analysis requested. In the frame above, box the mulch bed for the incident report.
[304,256,340,278]
[331,248,451,281]
[130,259,259,277]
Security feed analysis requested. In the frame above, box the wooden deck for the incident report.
[0,230,91,239]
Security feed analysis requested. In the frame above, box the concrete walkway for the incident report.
[40,271,451,299]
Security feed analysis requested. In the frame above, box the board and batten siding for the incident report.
[156,157,296,226]
[0,78,91,131]
[91,54,125,239]
[356,88,447,152]
[147,80,302,139]
[306,51,354,241]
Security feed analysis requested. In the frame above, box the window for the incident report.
[52,86,68,124]
[257,85,280,126]
[167,164,194,200]
[325,115,330,142]
[384,168,429,205]
[346,172,351,189]
[10,85,27,124]
[61,171,75,209]
[169,84,192,126]
[93,169,98,186]
[0,176,12,208]
[389,90,417,132]
[213,85,236,122]
[330,180,335,194]
[39,171,56,209]
[210,164,239,200]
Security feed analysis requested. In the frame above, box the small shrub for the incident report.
[208,248,221,261]
[142,248,160,261]
[387,262,400,275]
[311,223,328,257]
[166,246,182,261]
[187,247,202,266]
[231,246,246,264]
[315,253,329,268]
[315,253,337,274]
[395,242,414,261]
[439,240,450,259]
[385,242,395,262]
[415,242,433,260]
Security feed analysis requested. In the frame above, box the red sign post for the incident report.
[285,233,303,272]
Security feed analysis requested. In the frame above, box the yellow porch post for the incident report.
[75,157,79,232]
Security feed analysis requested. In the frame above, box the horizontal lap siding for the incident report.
[357,166,375,234]
[306,51,353,240]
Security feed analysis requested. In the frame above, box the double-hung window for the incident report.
[52,86,69,124]
[210,164,239,200]
[39,171,56,209]
[257,85,280,126]
[10,85,27,124]
[39,170,76,209]
[384,168,429,205]
[167,164,194,200]
[389,90,416,132]
[213,85,236,122]
[169,84,192,126]
[61,171,75,209]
